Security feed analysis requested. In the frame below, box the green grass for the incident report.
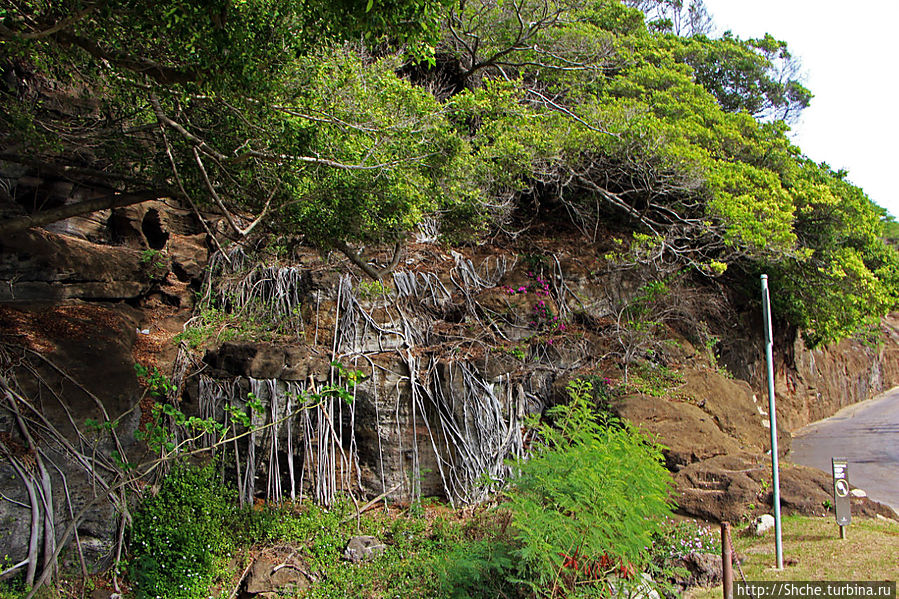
[687,515,899,599]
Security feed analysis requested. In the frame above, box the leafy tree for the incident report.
[765,161,899,345]
[676,32,812,123]
[0,0,459,276]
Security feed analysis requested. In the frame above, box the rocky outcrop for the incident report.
[0,194,210,572]
[0,228,148,302]
[673,452,895,523]
[1,187,897,581]
[722,316,899,432]
[0,302,144,568]
[776,318,899,429]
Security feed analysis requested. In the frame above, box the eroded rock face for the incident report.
[617,394,744,471]
[2,184,897,580]
[673,452,898,523]
[0,194,210,571]
[0,303,144,568]
[723,316,899,432]
[0,229,148,302]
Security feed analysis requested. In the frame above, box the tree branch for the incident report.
[150,94,413,171]
[0,7,96,41]
[54,31,198,85]
[334,241,403,281]
[0,189,172,237]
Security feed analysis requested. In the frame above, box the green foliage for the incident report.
[133,361,359,455]
[129,463,235,599]
[438,509,522,598]
[0,558,26,598]
[174,300,300,348]
[507,379,673,595]
[883,217,899,248]
[136,401,231,454]
[627,361,684,397]
[357,278,390,300]
[3,0,466,266]
[765,160,899,346]
[579,374,621,416]
[440,539,519,599]
[506,345,528,361]
[139,249,168,281]
[675,32,812,123]
[134,363,177,398]
[277,49,480,249]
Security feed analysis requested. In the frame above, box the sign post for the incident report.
[832,458,851,539]
[761,275,784,570]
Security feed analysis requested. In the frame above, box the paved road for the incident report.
[788,387,899,512]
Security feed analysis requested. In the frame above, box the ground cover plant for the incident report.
[686,515,899,598]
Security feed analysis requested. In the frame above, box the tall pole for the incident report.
[761,274,784,570]
[721,522,733,599]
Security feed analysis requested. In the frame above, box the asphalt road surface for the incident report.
[788,386,899,512]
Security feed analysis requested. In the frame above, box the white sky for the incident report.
[700,1,899,219]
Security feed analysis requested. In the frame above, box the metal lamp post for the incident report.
[761,274,784,570]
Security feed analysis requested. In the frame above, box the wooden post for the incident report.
[721,521,733,599]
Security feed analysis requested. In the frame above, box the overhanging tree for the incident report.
[0,0,466,276]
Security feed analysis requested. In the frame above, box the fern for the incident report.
[507,379,673,596]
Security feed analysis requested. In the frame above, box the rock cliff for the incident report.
[1,197,896,571]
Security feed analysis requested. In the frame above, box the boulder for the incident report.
[670,552,722,589]
[244,554,310,598]
[343,536,386,563]
[748,514,775,536]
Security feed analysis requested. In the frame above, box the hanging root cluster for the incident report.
[172,247,593,507]
[0,343,138,598]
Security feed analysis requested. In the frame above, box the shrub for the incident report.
[440,538,520,599]
[439,510,521,599]
[507,379,673,596]
[129,463,234,599]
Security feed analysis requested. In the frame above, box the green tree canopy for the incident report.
[2,0,896,342]
[0,0,458,273]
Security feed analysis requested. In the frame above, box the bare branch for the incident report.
[335,240,403,281]
[0,189,172,237]
[0,6,96,41]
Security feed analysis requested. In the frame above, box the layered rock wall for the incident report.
[1,195,897,574]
